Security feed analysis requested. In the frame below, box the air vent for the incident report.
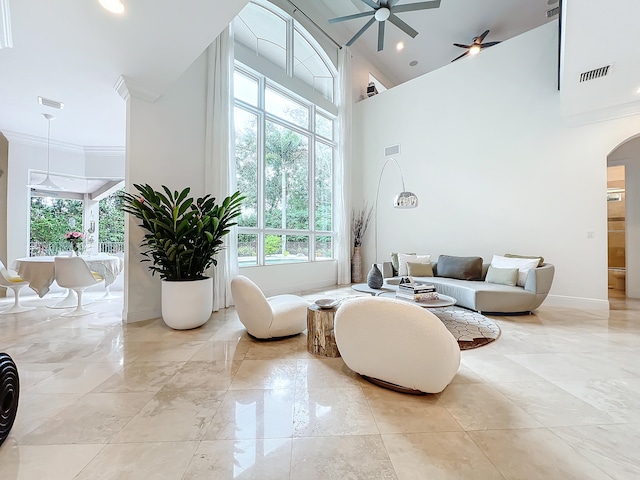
[38,96,64,110]
[546,6,560,18]
[579,65,611,83]
[384,144,400,157]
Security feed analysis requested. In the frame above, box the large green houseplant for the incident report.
[121,184,244,329]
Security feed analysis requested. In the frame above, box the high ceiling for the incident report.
[295,0,558,86]
[4,0,634,151]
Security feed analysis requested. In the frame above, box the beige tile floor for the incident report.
[0,286,639,479]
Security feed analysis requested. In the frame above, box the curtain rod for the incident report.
[285,0,343,49]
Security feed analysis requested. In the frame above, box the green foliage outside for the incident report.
[30,197,83,246]
[99,190,125,243]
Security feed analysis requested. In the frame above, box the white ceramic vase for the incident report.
[161,277,213,330]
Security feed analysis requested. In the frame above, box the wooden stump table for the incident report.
[307,304,341,357]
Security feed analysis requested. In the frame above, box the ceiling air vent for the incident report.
[579,65,611,83]
[546,7,560,18]
[38,96,64,110]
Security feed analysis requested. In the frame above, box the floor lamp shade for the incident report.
[369,157,419,287]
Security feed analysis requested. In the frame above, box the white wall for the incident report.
[608,136,640,298]
[123,51,209,323]
[353,22,640,310]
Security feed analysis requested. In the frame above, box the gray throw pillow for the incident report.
[485,265,518,286]
[436,255,483,280]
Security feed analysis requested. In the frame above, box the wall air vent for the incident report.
[384,144,400,157]
[579,65,611,83]
[546,6,560,18]
[38,96,64,110]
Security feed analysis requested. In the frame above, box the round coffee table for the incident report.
[351,283,395,296]
[378,291,457,308]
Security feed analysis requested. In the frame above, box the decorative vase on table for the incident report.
[367,263,383,289]
[351,246,363,283]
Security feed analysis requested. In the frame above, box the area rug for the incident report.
[430,306,501,350]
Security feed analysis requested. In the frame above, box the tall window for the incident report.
[232,1,337,267]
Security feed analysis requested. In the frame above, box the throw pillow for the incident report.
[490,255,540,287]
[407,262,434,277]
[436,255,483,280]
[391,252,415,276]
[504,253,544,267]
[397,253,430,277]
[485,265,519,286]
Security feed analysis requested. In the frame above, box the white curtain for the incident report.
[336,47,353,285]
[204,26,237,311]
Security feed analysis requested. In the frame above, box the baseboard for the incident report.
[123,307,161,323]
[543,294,610,312]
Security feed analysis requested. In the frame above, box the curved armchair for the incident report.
[230,275,310,339]
[335,296,460,394]
[0,261,35,315]
[54,256,103,317]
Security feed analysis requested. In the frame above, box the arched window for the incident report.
[232,1,338,266]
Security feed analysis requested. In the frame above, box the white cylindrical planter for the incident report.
[161,277,213,330]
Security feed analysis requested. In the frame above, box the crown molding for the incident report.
[0,0,13,49]
[114,75,161,103]
[84,146,125,157]
[0,130,84,153]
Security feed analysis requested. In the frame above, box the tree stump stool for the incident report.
[307,304,341,357]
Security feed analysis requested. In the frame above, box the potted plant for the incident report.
[121,184,244,329]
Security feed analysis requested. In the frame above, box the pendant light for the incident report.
[29,113,61,190]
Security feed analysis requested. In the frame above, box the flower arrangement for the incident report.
[65,231,84,255]
[352,204,373,248]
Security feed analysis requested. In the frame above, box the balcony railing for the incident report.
[29,241,125,256]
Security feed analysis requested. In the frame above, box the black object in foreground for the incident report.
[0,352,19,446]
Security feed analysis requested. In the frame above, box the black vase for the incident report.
[367,263,383,289]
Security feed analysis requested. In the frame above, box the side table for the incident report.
[307,304,341,357]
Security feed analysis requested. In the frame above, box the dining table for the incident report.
[12,254,123,299]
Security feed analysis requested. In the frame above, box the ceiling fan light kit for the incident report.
[452,29,501,62]
[329,0,441,52]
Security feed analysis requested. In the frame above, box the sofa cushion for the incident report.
[407,262,434,277]
[490,255,540,287]
[397,253,430,277]
[436,255,483,281]
[504,253,544,267]
[485,265,518,287]
[391,252,415,276]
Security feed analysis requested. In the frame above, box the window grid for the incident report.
[235,65,336,266]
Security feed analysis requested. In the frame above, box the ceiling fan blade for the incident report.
[345,17,377,46]
[359,0,381,10]
[392,0,441,13]
[378,21,385,51]
[387,13,418,38]
[453,43,471,49]
[451,51,469,62]
[477,30,490,43]
[481,41,501,48]
[329,11,375,24]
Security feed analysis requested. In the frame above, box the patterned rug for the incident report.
[430,306,501,350]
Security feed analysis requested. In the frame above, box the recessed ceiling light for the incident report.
[409,60,418,67]
[99,0,125,14]
[396,42,404,51]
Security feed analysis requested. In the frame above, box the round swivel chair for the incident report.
[334,296,460,394]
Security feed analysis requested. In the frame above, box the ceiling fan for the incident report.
[329,0,441,52]
[451,30,501,62]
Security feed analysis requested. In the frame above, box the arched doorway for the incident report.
[607,135,640,300]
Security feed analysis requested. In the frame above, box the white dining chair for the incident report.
[0,261,36,314]
[54,256,103,317]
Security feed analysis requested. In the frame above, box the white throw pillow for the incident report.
[397,253,431,277]
[490,255,540,287]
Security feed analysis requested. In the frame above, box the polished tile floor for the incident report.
[0,286,639,479]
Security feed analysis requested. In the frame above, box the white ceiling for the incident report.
[1,0,638,150]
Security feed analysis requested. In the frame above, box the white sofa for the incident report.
[382,261,555,314]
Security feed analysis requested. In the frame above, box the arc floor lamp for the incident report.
[368,157,419,288]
